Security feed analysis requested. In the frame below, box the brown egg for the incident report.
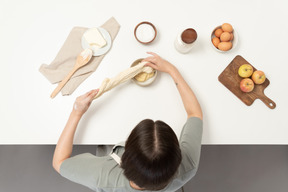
[214,28,223,38]
[212,37,220,47]
[222,23,233,33]
[220,32,231,42]
[218,42,233,51]
[230,33,234,41]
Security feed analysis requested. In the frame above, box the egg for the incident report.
[222,23,233,33]
[220,32,231,42]
[230,33,234,41]
[214,28,223,38]
[212,37,220,47]
[218,42,233,51]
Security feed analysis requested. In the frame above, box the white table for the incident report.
[1,0,287,144]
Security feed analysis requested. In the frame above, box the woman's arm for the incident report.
[144,52,203,120]
[52,89,98,173]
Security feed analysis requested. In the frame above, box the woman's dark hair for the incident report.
[121,119,182,190]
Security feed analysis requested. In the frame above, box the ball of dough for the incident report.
[134,71,155,82]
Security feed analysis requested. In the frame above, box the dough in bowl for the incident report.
[134,71,155,82]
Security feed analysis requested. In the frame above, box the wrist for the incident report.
[71,109,84,119]
[168,65,179,77]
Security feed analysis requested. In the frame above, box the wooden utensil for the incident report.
[218,55,276,109]
[50,48,93,98]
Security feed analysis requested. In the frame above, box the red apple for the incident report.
[252,70,266,84]
[240,78,254,92]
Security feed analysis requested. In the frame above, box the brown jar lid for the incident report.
[181,28,197,44]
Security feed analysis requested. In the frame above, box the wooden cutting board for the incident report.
[218,55,276,109]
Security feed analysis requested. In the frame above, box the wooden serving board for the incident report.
[218,55,276,109]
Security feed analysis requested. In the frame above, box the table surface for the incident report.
[1,0,287,144]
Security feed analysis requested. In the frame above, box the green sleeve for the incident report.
[179,117,203,172]
[59,153,110,191]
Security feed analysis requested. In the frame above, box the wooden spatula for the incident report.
[50,48,93,98]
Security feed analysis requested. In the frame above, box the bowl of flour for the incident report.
[134,22,157,44]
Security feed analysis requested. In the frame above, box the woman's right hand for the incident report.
[143,52,176,74]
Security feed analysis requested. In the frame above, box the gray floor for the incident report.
[0,145,287,192]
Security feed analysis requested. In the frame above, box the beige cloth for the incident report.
[94,61,153,99]
[39,17,120,95]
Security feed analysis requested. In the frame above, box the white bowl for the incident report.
[134,22,157,44]
[130,58,157,86]
[211,25,238,53]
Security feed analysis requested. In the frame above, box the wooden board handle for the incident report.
[50,68,77,98]
[258,94,276,109]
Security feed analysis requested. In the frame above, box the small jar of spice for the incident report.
[174,28,197,53]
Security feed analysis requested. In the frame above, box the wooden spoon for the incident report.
[50,48,93,98]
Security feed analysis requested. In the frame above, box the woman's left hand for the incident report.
[73,89,99,116]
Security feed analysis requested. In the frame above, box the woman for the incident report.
[53,52,203,192]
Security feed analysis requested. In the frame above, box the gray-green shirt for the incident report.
[60,117,203,192]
